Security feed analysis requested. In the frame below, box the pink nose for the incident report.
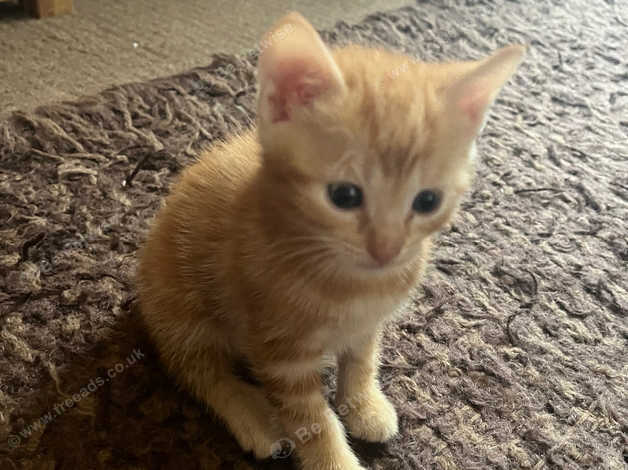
[367,234,403,266]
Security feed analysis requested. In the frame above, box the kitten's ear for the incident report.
[445,45,526,136]
[257,12,346,124]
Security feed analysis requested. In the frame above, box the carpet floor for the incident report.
[0,0,413,118]
[1,1,627,469]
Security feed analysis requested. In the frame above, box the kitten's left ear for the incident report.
[446,45,526,136]
[257,12,346,125]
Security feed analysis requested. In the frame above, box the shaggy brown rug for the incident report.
[1,1,627,469]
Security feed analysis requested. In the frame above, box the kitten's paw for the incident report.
[300,449,367,470]
[226,388,284,459]
[340,388,398,442]
[233,420,283,460]
[304,460,367,470]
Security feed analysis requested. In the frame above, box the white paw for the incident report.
[300,449,367,470]
[289,413,367,470]
[339,388,398,442]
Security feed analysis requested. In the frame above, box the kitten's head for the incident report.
[256,12,524,273]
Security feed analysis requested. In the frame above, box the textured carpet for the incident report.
[0,0,414,118]
[1,1,627,469]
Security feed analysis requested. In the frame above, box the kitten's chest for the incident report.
[307,293,409,354]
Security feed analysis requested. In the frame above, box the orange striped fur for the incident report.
[137,12,524,470]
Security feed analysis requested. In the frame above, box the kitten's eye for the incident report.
[412,190,442,214]
[327,182,363,209]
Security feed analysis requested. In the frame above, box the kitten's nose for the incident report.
[367,231,403,266]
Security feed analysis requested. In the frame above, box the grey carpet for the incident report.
[1,1,627,469]
[0,0,414,117]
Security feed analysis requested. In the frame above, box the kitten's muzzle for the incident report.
[366,230,404,266]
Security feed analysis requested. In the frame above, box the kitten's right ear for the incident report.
[445,45,526,138]
[257,12,346,125]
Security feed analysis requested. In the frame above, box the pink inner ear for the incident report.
[268,58,331,123]
[457,83,489,126]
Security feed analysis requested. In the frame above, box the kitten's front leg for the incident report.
[336,331,399,442]
[256,356,366,470]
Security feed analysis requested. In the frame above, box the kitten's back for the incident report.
[137,132,261,332]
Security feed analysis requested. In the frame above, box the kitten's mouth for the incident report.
[336,249,406,273]
[355,257,405,272]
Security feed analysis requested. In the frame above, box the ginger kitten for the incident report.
[136,12,524,470]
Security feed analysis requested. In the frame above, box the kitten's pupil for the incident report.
[327,182,363,209]
[413,190,441,214]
